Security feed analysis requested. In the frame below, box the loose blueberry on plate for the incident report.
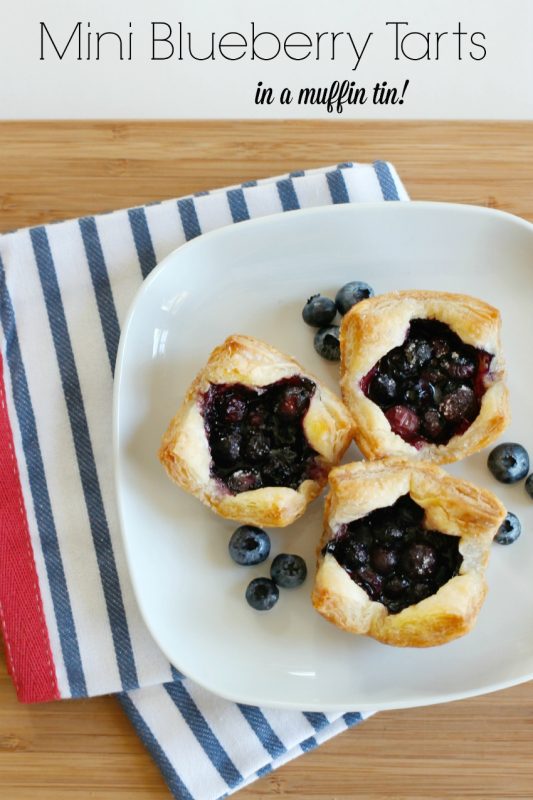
[526,474,533,499]
[335,281,374,315]
[487,443,530,484]
[245,577,279,611]
[302,294,337,327]
[228,525,271,565]
[314,325,341,361]
[270,553,307,588]
[494,512,521,545]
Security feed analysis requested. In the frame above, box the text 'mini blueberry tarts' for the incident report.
[340,290,509,463]
[312,459,506,647]
[159,335,354,527]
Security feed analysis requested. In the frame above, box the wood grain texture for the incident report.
[1,120,533,800]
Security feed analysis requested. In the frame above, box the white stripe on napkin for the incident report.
[0,161,406,800]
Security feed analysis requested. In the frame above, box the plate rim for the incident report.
[113,200,533,711]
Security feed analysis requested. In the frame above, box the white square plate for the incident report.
[114,202,533,711]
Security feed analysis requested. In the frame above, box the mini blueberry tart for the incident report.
[312,459,506,647]
[159,335,354,527]
[340,290,509,463]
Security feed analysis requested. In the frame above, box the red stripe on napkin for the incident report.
[0,354,59,702]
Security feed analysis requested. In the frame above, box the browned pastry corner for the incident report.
[159,335,354,527]
[340,290,509,464]
[312,459,506,647]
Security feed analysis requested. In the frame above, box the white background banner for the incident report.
[1,0,532,119]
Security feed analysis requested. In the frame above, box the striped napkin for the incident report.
[0,161,407,799]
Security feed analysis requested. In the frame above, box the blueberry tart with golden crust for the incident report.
[312,459,506,647]
[340,291,509,464]
[159,335,354,527]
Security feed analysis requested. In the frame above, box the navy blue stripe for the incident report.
[128,208,157,279]
[119,694,194,800]
[337,162,354,169]
[241,179,258,188]
[238,705,286,760]
[227,188,250,223]
[165,682,243,789]
[276,179,300,211]
[194,190,209,197]
[300,736,318,752]
[343,712,363,727]
[256,763,272,777]
[373,161,400,201]
[289,170,305,177]
[326,170,350,204]
[78,217,121,374]
[177,198,202,241]
[30,226,139,692]
[0,254,87,698]
[303,712,330,732]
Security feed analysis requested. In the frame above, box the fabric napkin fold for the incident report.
[0,160,407,799]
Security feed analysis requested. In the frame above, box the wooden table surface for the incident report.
[1,120,533,799]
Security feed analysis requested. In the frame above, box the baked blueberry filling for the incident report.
[360,318,493,447]
[202,377,322,494]
[324,494,463,613]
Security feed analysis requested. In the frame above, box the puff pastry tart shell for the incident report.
[312,459,506,647]
[340,290,509,463]
[159,335,354,527]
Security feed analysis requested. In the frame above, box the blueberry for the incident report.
[275,386,311,420]
[432,338,450,358]
[211,432,241,465]
[384,575,410,599]
[335,529,371,569]
[245,577,279,610]
[403,379,432,408]
[488,443,530,484]
[270,419,297,447]
[401,543,437,578]
[262,448,297,486]
[314,326,340,361]
[243,432,270,463]
[443,352,475,380]
[494,512,521,545]
[355,566,383,599]
[222,395,247,423]
[227,469,262,494]
[302,294,337,327]
[335,281,374,315]
[270,553,307,588]
[370,546,398,575]
[410,582,434,603]
[526,474,533,499]
[229,525,271,565]
[395,495,424,526]
[369,373,397,405]
[422,409,445,441]
[385,405,420,439]
[439,385,477,423]
[373,520,404,545]
[404,340,432,369]
[385,348,417,379]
